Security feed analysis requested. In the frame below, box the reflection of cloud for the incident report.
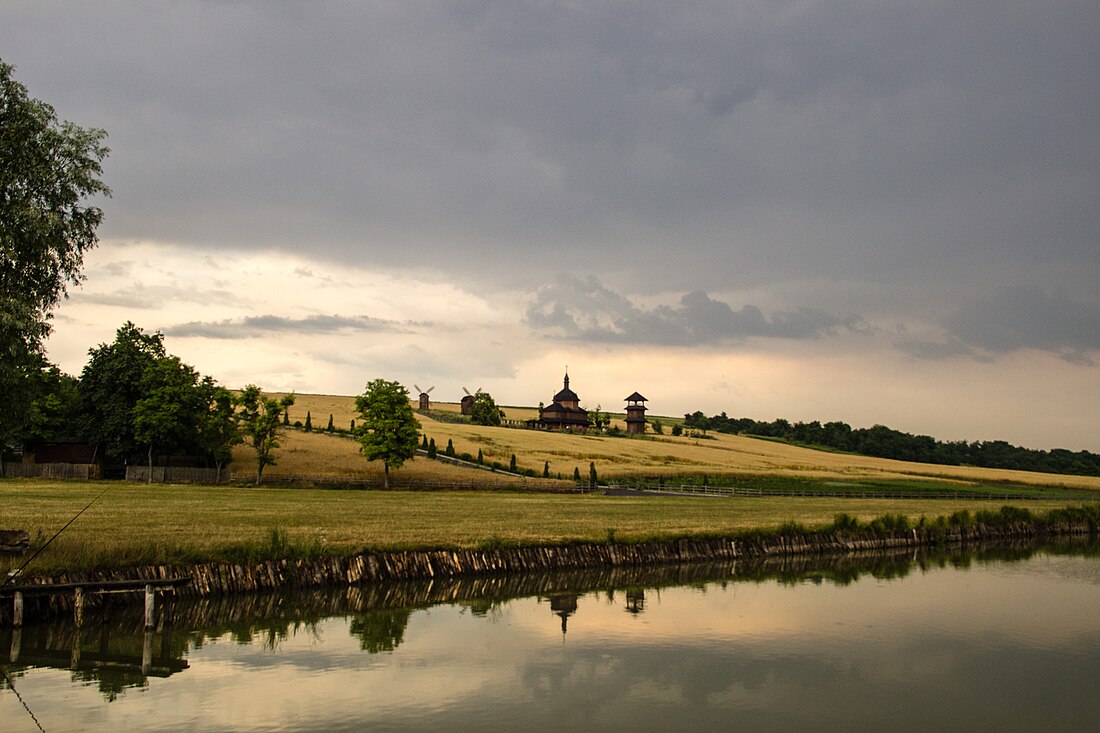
[525,276,865,345]
[163,314,416,339]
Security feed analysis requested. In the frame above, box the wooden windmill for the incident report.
[414,384,435,411]
[460,386,482,415]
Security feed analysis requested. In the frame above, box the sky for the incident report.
[3,1,1098,451]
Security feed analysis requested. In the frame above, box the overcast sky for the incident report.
[4,1,1098,450]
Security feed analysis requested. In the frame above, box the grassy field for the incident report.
[5,392,1095,575]
[2,479,1090,575]
[263,393,1100,492]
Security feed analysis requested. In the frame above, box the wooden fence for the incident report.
[2,463,98,480]
[125,466,229,484]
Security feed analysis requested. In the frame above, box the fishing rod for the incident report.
[2,484,112,590]
[0,666,46,733]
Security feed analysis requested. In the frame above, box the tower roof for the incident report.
[553,371,579,403]
[624,392,647,402]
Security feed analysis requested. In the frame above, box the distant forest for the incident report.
[681,412,1100,478]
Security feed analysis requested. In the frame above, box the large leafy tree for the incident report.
[133,356,213,482]
[203,387,241,483]
[78,322,166,463]
[355,379,419,489]
[0,60,110,449]
[469,391,503,427]
[237,385,294,484]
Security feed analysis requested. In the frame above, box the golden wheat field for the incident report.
[242,393,1100,491]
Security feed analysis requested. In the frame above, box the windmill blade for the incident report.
[426,386,435,394]
[463,387,471,396]
[414,384,423,394]
[476,387,484,395]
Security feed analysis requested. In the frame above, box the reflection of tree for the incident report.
[349,608,413,653]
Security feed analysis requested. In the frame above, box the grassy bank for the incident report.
[2,479,1094,575]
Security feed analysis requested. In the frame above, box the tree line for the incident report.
[682,411,1100,477]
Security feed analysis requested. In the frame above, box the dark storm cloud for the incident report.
[525,275,862,345]
[896,287,1100,364]
[164,314,413,339]
[3,2,1098,319]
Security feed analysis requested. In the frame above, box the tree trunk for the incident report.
[147,444,153,484]
[383,463,390,490]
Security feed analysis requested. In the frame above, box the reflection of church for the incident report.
[529,372,591,431]
[547,594,579,638]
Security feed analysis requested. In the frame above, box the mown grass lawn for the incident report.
[2,479,1088,575]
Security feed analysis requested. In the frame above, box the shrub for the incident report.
[509,454,517,472]
[671,424,683,436]
[832,513,860,532]
[543,461,550,478]
[427,438,437,459]
[445,439,455,457]
[304,411,312,432]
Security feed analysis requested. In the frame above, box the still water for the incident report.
[3,544,1100,732]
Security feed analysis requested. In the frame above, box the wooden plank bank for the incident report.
[2,519,1095,626]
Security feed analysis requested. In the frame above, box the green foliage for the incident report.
[421,435,429,450]
[573,466,581,481]
[355,379,419,489]
[445,439,455,457]
[589,462,598,486]
[469,392,503,426]
[326,414,335,432]
[477,448,484,465]
[671,424,683,437]
[0,61,110,448]
[832,513,861,532]
[23,364,80,442]
[304,411,313,432]
[509,453,517,472]
[427,437,437,459]
[133,355,212,479]
[238,385,295,484]
[78,322,167,462]
[651,419,664,435]
[202,387,240,481]
[543,461,550,478]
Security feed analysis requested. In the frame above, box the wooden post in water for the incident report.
[12,591,22,628]
[9,627,20,664]
[144,584,155,629]
[141,630,153,676]
[73,586,84,628]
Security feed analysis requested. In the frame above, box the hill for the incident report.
[238,394,1100,492]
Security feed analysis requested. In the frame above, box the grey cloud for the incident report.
[525,276,862,345]
[163,314,413,340]
[4,1,1098,300]
[73,282,246,309]
[942,287,1100,364]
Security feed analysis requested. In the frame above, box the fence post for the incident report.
[145,584,155,629]
[73,586,84,628]
[12,591,22,628]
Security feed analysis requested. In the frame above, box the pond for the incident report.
[3,542,1100,732]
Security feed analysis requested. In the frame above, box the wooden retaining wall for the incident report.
[3,520,1093,624]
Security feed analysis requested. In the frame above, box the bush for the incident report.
[832,513,860,532]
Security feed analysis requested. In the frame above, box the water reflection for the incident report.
[2,538,1099,731]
